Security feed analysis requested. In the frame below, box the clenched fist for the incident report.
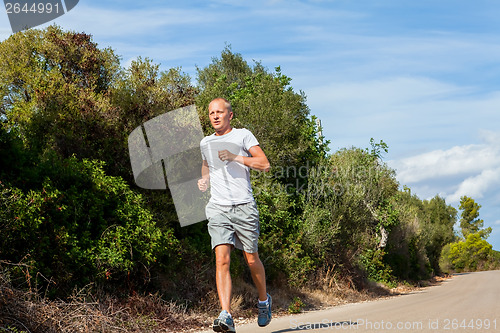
[218,149,236,162]
[198,178,209,192]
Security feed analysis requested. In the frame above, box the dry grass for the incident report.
[0,263,443,333]
[0,268,211,333]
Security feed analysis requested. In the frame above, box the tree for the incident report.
[0,26,197,180]
[195,46,328,171]
[459,196,491,239]
[442,233,494,272]
[0,154,175,296]
[439,196,497,273]
[0,25,121,163]
[195,47,329,288]
[421,195,457,273]
[299,143,402,284]
[0,26,195,296]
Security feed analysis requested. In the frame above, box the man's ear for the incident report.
[229,111,234,120]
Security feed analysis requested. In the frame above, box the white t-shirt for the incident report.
[200,128,259,205]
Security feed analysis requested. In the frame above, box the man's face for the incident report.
[208,100,233,133]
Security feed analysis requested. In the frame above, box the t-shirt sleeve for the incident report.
[243,129,259,152]
[200,140,207,161]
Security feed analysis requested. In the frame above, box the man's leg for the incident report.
[243,251,267,301]
[244,251,272,327]
[215,244,233,312]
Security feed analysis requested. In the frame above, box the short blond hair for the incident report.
[210,97,233,113]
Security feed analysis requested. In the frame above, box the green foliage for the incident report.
[0,155,177,295]
[325,147,399,250]
[1,26,497,309]
[256,187,296,234]
[369,138,389,160]
[0,25,121,163]
[255,140,402,287]
[300,143,410,284]
[384,189,458,279]
[441,233,496,272]
[438,243,453,274]
[288,297,306,314]
[195,46,328,170]
[0,26,197,297]
[358,249,395,286]
[438,197,498,274]
[459,196,491,239]
[111,57,196,134]
[259,232,316,288]
[299,159,341,261]
[421,196,457,273]
[0,26,197,180]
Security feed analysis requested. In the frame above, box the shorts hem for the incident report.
[212,241,236,250]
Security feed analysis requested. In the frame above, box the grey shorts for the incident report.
[206,200,260,253]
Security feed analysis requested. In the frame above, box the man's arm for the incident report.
[198,160,210,192]
[218,145,270,172]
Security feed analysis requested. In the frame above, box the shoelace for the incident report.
[258,305,268,316]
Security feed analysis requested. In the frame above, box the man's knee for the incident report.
[216,255,230,268]
[215,245,232,268]
[244,252,262,268]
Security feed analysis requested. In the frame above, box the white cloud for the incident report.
[389,130,500,205]
[391,142,500,184]
[446,167,500,203]
[479,129,500,145]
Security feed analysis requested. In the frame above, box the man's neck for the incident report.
[215,126,233,136]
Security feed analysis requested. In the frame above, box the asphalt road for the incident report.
[199,270,500,333]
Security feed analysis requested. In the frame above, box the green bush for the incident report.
[440,233,495,272]
[288,297,306,314]
[358,249,395,286]
[3,26,494,302]
[259,231,316,288]
[0,155,177,295]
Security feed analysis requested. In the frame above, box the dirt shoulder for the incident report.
[0,271,452,333]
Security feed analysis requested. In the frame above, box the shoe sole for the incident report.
[213,319,235,333]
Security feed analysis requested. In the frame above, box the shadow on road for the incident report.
[272,321,357,332]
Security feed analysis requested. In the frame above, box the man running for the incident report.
[198,98,272,332]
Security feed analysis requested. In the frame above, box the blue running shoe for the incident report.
[257,294,272,327]
[213,310,235,333]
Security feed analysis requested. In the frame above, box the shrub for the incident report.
[288,297,306,314]
[358,249,395,286]
[0,156,177,296]
[441,233,495,273]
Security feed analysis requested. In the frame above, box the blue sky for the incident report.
[2,0,500,250]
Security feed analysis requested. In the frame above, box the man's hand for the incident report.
[218,149,236,162]
[198,178,209,192]
[217,146,270,172]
